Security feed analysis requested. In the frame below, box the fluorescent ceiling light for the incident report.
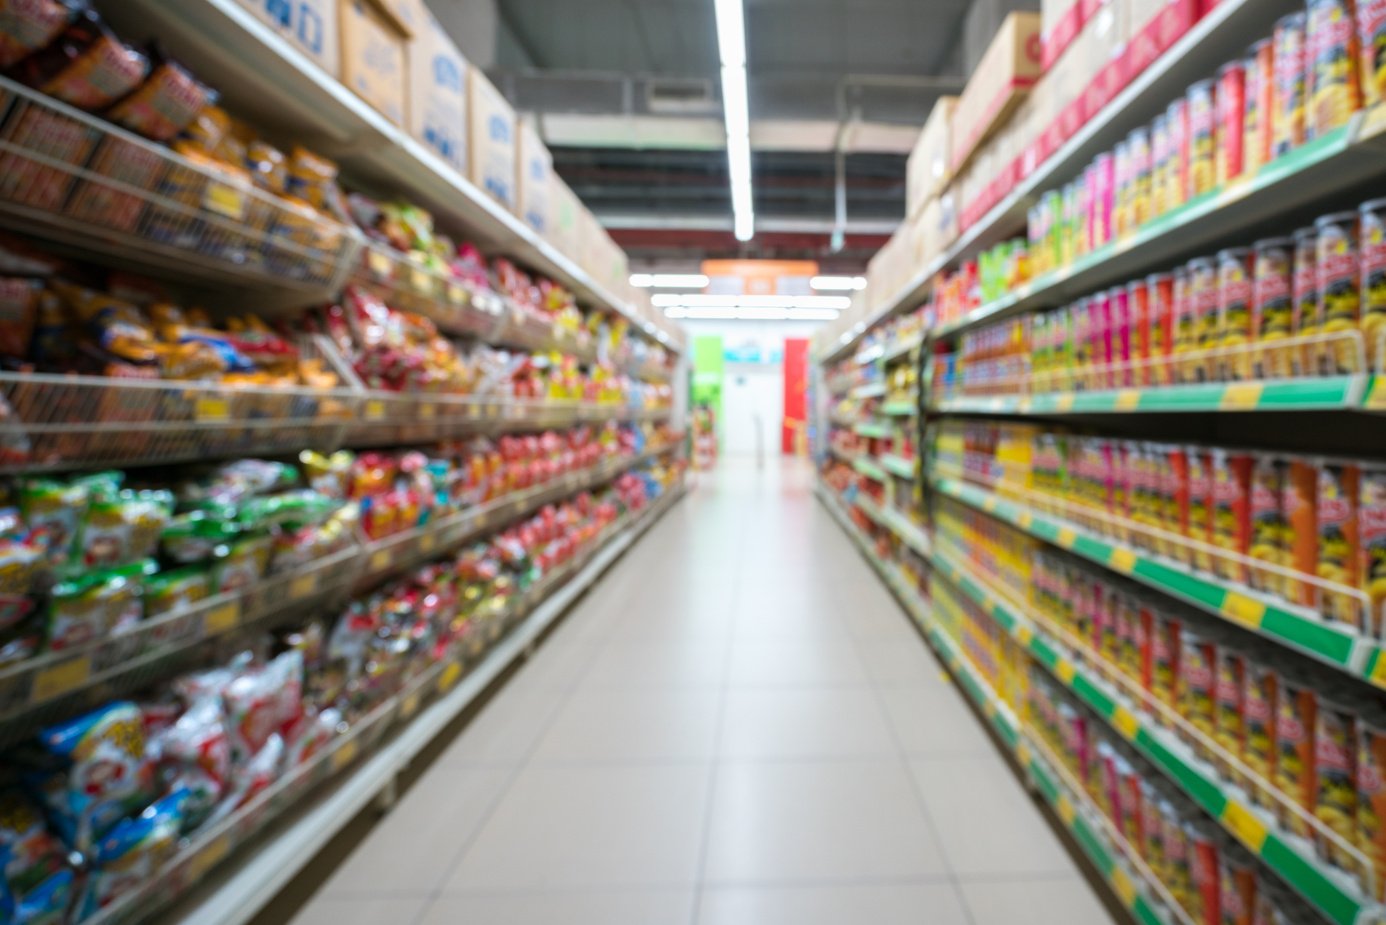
[810,275,867,291]
[629,273,709,288]
[715,0,753,242]
[663,306,840,321]
[650,293,850,310]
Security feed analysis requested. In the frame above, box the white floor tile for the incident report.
[959,876,1117,925]
[419,888,694,925]
[696,882,971,925]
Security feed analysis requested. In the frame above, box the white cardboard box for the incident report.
[408,6,467,173]
[340,0,407,126]
[516,122,553,234]
[235,0,340,76]
[906,96,957,219]
[467,66,517,207]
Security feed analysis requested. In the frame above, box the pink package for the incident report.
[1109,285,1133,386]
[1088,289,1113,390]
[1092,152,1115,250]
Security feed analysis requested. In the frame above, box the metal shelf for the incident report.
[851,382,887,400]
[855,495,932,559]
[0,451,671,746]
[879,454,916,479]
[853,457,888,482]
[930,476,1382,691]
[820,0,1359,362]
[84,483,686,925]
[935,376,1370,415]
[853,422,890,440]
[880,400,917,417]
[100,0,680,352]
[933,551,1373,925]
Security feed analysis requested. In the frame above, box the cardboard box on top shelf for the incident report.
[236,0,340,75]
[1041,0,1087,70]
[951,12,1043,173]
[547,175,582,262]
[906,96,958,220]
[1079,0,1129,120]
[340,0,407,125]
[467,66,517,208]
[408,4,467,173]
[367,0,421,36]
[577,207,608,284]
[516,122,554,235]
[1125,0,1201,78]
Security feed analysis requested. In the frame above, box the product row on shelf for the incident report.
[0,438,686,925]
[0,1,682,358]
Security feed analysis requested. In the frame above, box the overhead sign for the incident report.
[701,259,819,297]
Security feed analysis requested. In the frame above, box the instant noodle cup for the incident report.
[1294,227,1320,376]
[1180,630,1218,761]
[1274,673,1318,837]
[1215,646,1247,784]
[1360,464,1386,637]
[1252,237,1296,378]
[1275,13,1309,156]
[1217,248,1255,380]
[1187,821,1221,925]
[1187,80,1218,199]
[1245,40,1275,175]
[1249,455,1288,596]
[1307,0,1363,138]
[1316,211,1362,374]
[1358,706,1386,902]
[1360,0,1386,105]
[1219,854,1257,925]
[1217,60,1247,186]
[1243,660,1280,809]
[1359,197,1386,368]
[1314,694,1359,874]
[1287,458,1320,608]
[1168,96,1191,210]
[1316,460,1362,627]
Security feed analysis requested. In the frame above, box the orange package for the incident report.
[1243,661,1280,810]
[1361,466,1386,638]
[1187,822,1221,925]
[1316,461,1361,627]
[1180,631,1219,763]
[1306,0,1362,138]
[1215,647,1246,784]
[1275,675,1319,838]
[1219,854,1257,925]
[1358,711,1386,902]
[1211,450,1253,582]
[1152,614,1182,723]
[1287,459,1320,609]
[1249,455,1287,597]
[1314,695,1359,875]
[1188,449,1214,573]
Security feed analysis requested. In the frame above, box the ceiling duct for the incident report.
[645,77,717,114]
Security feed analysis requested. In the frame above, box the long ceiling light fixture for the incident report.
[714,0,753,242]
[651,294,851,310]
[810,275,867,291]
[664,307,841,322]
[629,273,710,288]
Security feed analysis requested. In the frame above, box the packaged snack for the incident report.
[1307,0,1363,138]
[0,788,68,898]
[1152,113,1171,219]
[46,558,153,651]
[1274,13,1309,156]
[1360,198,1386,367]
[15,9,149,111]
[1180,631,1218,762]
[106,55,216,142]
[1314,695,1358,872]
[1128,127,1152,229]
[149,696,229,830]
[1362,0,1386,106]
[1211,450,1253,582]
[78,789,185,918]
[1244,661,1279,809]
[1359,708,1386,902]
[1252,238,1296,378]
[29,702,154,852]
[1217,60,1247,186]
[1166,808,1193,910]
[1188,449,1214,572]
[222,650,303,762]
[1274,674,1318,837]
[0,275,42,360]
[80,489,173,570]
[209,532,272,594]
[1249,455,1288,596]
[1293,227,1320,377]
[1187,80,1217,200]
[1219,854,1256,925]
[18,477,90,567]
[1152,614,1182,720]
[1361,465,1386,638]
[1216,248,1254,380]
[1215,647,1246,783]
[178,459,298,507]
[1316,211,1362,374]
[1245,40,1274,175]
[142,565,210,619]
[0,0,79,68]
[1316,461,1361,626]
[1167,96,1190,210]
[1287,458,1320,608]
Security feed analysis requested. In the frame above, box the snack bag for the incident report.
[1317,461,1361,626]
[1314,696,1358,873]
[1359,710,1386,902]
[1274,676,1318,837]
[149,697,230,831]
[0,0,80,69]
[15,9,149,111]
[106,55,216,142]
[1361,466,1386,638]
[1244,661,1279,809]
[29,702,154,852]
[77,789,186,918]
[1249,456,1287,597]
[0,788,68,897]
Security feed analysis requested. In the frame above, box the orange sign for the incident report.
[701,259,820,296]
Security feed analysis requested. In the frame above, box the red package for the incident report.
[16,10,149,111]
[0,0,78,68]
[106,56,216,142]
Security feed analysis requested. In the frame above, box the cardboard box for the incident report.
[950,12,1043,172]
[1079,0,1129,119]
[408,6,467,173]
[467,66,517,207]
[369,0,421,35]
[516,122,553,234]
[906,96,957,220]
[1125,0,1200,77]
[236,0,340,75]
[340,0,407,125]
[547,175,582,261]
[1042,0,1086,70]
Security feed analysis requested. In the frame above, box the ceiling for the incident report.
[435,0,993,266]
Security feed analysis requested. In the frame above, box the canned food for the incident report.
[1252,237,1296,378]
[1187,822,1221,925]
[1168,97,1190,210]
[1161,444,1185,559]
[1110,286,1132,387]
[1361,0,1386,106]
[1244,660,1280,809]
[1314,696,1359,872]
[1317,211,1362,374]
[1118,762,1144,846]
[1151,112,1171,218]
[1211,450,1253,581]
[1275,674,1318,837]
[1294,227,1321,375]
[1152,613,1182,719]
[1249,456,1288,597]
[1092,151,1114,250]
[1307,0,1363,138]
[1113,139,1131,241]
[1274,13,1309,156]
[1317,461,1361,626]
[1187,257,1219,382]
[1180,631,1218,760]
[1358,710,1386,902]
[1166,805,1193,909]
[1187,79,1218,198]
[1142,780,1168,876]
[1245,40,1275,174]
[1217,247,1255,380]
[1361,466,1386,638]
[1288,458,1321,608]
[1215,647,1247,783]
[1220,853,1257,925]
[1128,126,1152,229]
[1218,60,1248,185]
[1149,272,1175,385]
[1360,197,1386,367]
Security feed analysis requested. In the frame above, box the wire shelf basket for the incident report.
[0,77,359,298]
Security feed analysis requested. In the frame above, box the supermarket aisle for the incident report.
[286,460,1117,925]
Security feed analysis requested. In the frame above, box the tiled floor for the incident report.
[286,459,1118,925]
